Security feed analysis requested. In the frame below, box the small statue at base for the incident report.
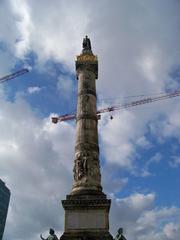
[40,228,58,240]
[114,228,127,240]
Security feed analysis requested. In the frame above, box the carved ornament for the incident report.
[76,54,97,62]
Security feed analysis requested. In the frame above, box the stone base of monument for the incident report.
[61,231,113,240]
[60,193,113,240]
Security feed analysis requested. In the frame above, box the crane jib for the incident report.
[52,90,180,123]
[0,68,29,83]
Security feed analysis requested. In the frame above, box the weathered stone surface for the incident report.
[60,37,113,240]
[61,232,113,240]
[61,195,112,240]
[66,210,107,230]
[72,48,101,194]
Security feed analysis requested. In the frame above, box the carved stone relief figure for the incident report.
[90,152,101,183]
[73,151,101,187]
[73,153,83,181]
[73,152,89,181]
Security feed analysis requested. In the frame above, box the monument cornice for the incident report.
[62,199,111,211]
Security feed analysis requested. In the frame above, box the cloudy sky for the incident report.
[0,0,180,239]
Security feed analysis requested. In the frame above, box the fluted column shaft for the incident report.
[71,54,102,194]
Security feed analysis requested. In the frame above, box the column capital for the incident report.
[76,54,98,79]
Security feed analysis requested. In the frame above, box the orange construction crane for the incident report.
[52,90,180,123]
[0,68,29,84]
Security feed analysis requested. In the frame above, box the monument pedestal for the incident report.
[61,193,113,240]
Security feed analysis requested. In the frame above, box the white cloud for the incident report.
[140,152,162,177]
[163,106,180,140]
[99,111,136,169]
[99,107,159,171]
[137,48,162,83]
[169,156,180,168]
[0,50,16,77]
[110,193,180,240]
[163,223,180,239]
[1,93,178,240]
[10,0,33,57]
[116,193,155,213]
[5,0,91,69]
[149,104,180,142]
[28,86,41,94]
[0,96,75,240]
[1,0,180,146]
[136,136,152,149]
[57,75,74,99]
[149,153,162,164]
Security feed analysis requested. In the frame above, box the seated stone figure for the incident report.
[40,228,58,240]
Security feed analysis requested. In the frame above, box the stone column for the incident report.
[72,47,102,194]
[60,37,113,240]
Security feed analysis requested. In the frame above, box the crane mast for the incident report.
[0,68,29,84]
[52,90,180,123]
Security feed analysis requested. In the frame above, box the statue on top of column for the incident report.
[82,36,92,54]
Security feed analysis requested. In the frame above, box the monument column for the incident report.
[60,36,113,240]
[72,36,102,195]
